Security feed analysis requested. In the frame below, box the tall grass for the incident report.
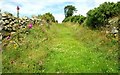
[2,23,119,73]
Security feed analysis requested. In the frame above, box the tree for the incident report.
[64,5,77,18]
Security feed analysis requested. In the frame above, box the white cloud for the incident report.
[0,0,119,23]
[74,0,119,16]
[73,2,94,16]
[54,14,65,23]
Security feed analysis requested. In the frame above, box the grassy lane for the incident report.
[2,23,118,73]
[43,23,118,73]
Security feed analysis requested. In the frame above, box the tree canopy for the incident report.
[64,5,77,18]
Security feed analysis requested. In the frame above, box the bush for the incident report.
[85,2,120,29]
[62,15,86,24]
[38,12,56,23]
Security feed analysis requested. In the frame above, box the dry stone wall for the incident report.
[1,12,42,31]
[2,12,29,31]
[106,17,119,34]
[0,11,42,39]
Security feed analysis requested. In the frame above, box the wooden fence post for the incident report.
[0,9,2,51]
[0,9,2,74]
[17,6,20,41]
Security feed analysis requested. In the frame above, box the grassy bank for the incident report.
[2,23,118,73]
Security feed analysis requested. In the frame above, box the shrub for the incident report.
[85,2,120,29]
[62,15,86,24]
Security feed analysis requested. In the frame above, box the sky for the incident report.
[0,0,119,23]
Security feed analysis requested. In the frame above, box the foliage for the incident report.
[38,12,56,23]
[63,2,120,28]
[2,1,119,73]
[64,5,77,18]
[63,15,86,24]
[55,20,58,23]
[2,23,118,73]
[85,2,120,29]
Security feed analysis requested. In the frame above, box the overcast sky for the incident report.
[0,0,119,23]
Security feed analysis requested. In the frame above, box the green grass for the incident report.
[2,23,118,73]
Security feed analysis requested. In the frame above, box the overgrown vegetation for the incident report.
[85,2,120,29]
[63,15,86,24]
[63,2,120,29]
[38,12,56,23]
[2,23,118,73]
[2,1,119,73]
[2,25,51,73]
